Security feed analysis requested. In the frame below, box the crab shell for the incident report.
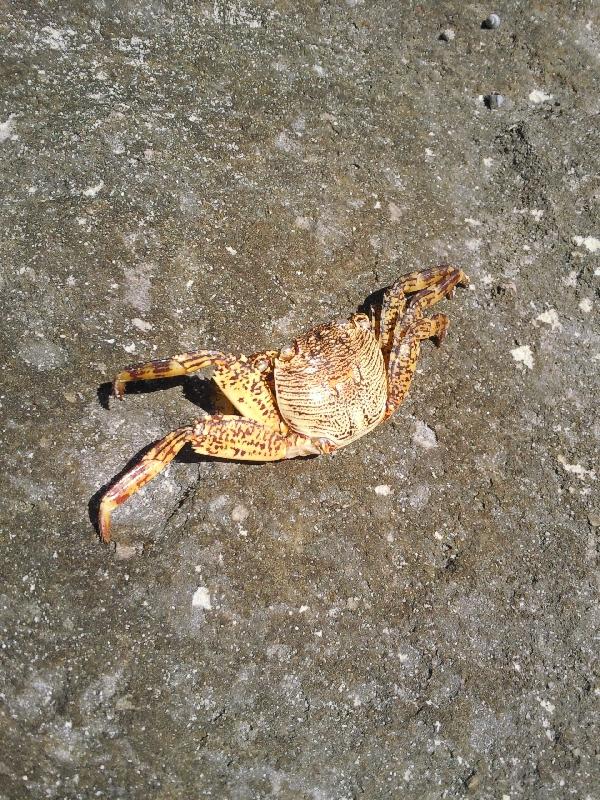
[274,313,387,447]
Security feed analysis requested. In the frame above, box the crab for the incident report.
[98,265,468,542]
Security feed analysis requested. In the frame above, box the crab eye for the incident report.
[279,345,296,362]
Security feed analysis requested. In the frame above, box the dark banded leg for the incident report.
[99,425,194,542]
[113,350,237,399]
[385,313,450,419]
[379,265,468,358]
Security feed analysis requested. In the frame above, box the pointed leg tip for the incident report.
[98,501,113,544]
[434,323,449,348]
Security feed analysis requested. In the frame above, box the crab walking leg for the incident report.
[212,353,283,432]
[113,349,284,431]
[379,265,468,356]
[188,414,322,460]
[98,415,321,543]
[384,313,450,419]
[113,350,237,399]
[99,425,194,543]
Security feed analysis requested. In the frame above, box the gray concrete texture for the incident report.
[1,1,599,798]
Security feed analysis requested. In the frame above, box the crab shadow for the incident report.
[358,286,386,318]
[97,374,213,410]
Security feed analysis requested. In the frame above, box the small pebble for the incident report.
[485,92,505,109]
[231,503,249,523]
[114,542,142,560]
[482,13,501,29]
[192,586,212,610]
[439,28,455,42]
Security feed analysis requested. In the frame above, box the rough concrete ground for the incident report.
[1,1,599,798]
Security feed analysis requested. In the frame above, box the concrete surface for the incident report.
[1,1,599,798]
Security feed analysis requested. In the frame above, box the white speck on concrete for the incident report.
[231,504,249,523]
[538,698,555,714]
[291,115,306,134]
[132,318,152,332]
[192,586,212,610]
[388,202,402,222]
[563,270,578,288]
[114,542,141,560]
[0,114,18,143]
[295,216,312,230]
[464,217,482,226]
[483,157,493,168]
[530,209,544,221]
[214,4,263,27]
[225,245,237,255]
[572,235,600,253]
[557,455,596,481]
[535,309,562,330]
[123,262,154,312]
[123,343,136,354]
[374,484,392,496]
[409,484,431,510]
[412,420,438,449]
[529,89,553,104]
[82,180,104,198]
[208,494,230,514]
[579,298,592,313]
[38,25,75,51]
[299,605,309,613]
[275,131,301,154]
[511,345,534,370]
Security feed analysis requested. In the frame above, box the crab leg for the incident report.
[98,415,320,543]
[385,313,450,417]
[212,353,282,431]
[99,425,194,543]
[113,350,237,399]
[113,348,285,431]
[379,265,468,356]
